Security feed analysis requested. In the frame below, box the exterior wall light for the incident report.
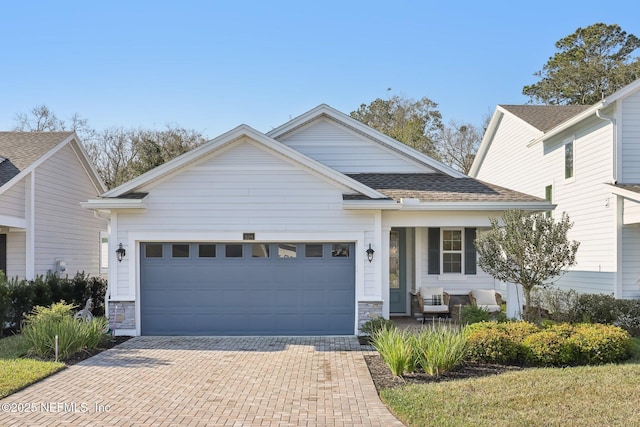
[116,243,126,262]
[366,244,375,263]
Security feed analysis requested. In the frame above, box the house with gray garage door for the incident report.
[82,105,550,336]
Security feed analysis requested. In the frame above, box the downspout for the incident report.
[595,104,617,184]
[595,103,622,298]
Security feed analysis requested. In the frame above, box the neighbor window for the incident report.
[442,229,462,273]
[565,140,574,179]
[545,185,553,218]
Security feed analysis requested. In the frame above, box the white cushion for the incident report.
[422,304,449,313]
[472,289,498,306]
[478,304,501,313]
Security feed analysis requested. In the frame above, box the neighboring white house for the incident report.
[83,105,549,336]
[470,77,640,300]
[0,132,108,279]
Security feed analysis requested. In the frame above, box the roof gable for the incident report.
[0,131,106,194]
[0,132,73,186]
[103,124,388,200]
[267,104,466,178]
[499,105,592,132]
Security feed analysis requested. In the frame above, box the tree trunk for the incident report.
[523,286,534,322]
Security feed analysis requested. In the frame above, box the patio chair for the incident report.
[414,286,450,322]
[468,289,503,313]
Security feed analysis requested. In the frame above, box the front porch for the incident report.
[385,225,514,319]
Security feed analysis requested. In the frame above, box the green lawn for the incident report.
[0,335,65,398]
[380,338,640,427]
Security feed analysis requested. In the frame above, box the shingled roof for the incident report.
[346,173,546,203]
[0,132,73,187]
[500,105,592,132]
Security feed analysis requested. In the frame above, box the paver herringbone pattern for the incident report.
[0,337,404,426]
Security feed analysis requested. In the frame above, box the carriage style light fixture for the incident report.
[116,243,126,262]
[366,244,375,263]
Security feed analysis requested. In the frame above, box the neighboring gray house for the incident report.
[0,132,108,279]
[470,78,640,300]
[83,105,549,336]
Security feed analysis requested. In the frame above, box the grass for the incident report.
[379,338,640,427]
[0,334,65,398]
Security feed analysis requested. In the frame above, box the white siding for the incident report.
[114,139,377,299]
[476,110,617,295]
[277,117,433,173]
[33,144,107,276]
[621,90,640,183]
[623,199,640,225]
[474,114,542,196]
[6,231,26,279]
[622,225,640,298]
[0,178,25,218]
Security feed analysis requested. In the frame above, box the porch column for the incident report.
[381,225,391,318]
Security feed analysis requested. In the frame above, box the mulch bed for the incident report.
[63,336,132,365]
[363,347,525,392]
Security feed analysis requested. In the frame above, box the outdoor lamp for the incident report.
[366,244,375,263]
[116,243,126,262]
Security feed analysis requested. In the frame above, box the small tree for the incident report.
[475,210,580,321]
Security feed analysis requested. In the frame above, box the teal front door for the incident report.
[389,229,406,313]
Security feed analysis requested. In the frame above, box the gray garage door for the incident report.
[140,242,355,335]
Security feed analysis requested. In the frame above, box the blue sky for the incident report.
[1,1,639,138]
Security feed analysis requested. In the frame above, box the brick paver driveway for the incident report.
[0,337,404,426]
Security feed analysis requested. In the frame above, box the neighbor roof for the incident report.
[346,173,547,203]
[0,132,73,186]
[500,105,592,132]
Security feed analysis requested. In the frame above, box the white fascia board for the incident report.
[606,184,640,203]
[0,214,26,228]
[69,135,108,194]
[104,123,387,200]
[469,108,503,177]
[342,200,401,210]
[397,201,554,211]
[526,103,603,148]
[605,78,640,103]
[268,104,466,178]
[81,198,147,210]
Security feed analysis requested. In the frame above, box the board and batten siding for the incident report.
[276,117,432,173]
[0,178,25,219]
[33,143,107,276]
[621,90,640,183]
[113,139,377,300]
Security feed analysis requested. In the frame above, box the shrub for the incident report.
[22,302,108,360]
[613,300,640,337]
[465,322,521,364]
[531,287,579,323]
[0,272,108,328]
[573,293,620,324]
[460,304,492,325]
[371,326,414,376]
[360,317,396,336]
[412,325,467,376]
[523,327,577,366]
[569,324,632,365]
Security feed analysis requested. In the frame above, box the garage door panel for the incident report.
[141,242,355,335]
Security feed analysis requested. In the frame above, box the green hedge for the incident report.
[0,272,107,333]
[465,321,632,367]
